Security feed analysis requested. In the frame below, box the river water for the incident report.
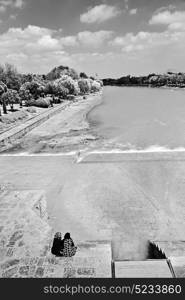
[88,86,185,151]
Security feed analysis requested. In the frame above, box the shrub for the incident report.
[34,97,51,108]
[26,107,37,113]
[67,94,75,101]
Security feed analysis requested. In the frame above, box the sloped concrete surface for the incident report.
[115,260,173,278]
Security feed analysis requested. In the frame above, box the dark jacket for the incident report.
[51,238,64,256]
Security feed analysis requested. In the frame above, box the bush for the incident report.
[34,97,51,108]
[26,107,37,113]
[67,94,75,101]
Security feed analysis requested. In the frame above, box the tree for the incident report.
[0,81,8,114]
[19,86,32,107]
[78,79,91,94]
[91,80,101,92]
[2,89,20,111]
[55,75,80,96]
[80,72,88,79]
[0,63,21,91]
[46,80,69,99]
[21,80,46,99]
[46,65,79,80]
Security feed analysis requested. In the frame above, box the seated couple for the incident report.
[51,232,77,257]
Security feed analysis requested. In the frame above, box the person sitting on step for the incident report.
[51,232,64,257]
[63,232,77,257]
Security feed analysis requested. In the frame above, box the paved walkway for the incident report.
[0,186,112,278]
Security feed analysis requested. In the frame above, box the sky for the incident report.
[0,0,185,77]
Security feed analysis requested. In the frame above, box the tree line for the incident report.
[0,64,103,116]
[103,72,185,88]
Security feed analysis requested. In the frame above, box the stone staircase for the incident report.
[1,188,185,278]
[114,260,173,278]
[152,241,185,278]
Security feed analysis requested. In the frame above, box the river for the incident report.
[88,86,185,151]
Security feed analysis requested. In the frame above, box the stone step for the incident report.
[168,257,185,278]
[0,241,112,278]
[114,260,173,278]
[153,241,185,258]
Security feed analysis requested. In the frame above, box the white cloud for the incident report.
[149,9,185,31]
[129,8,137,15]
[61,30,113,48]
[110,29,185,53]
[80,4,121,24]
[0,25,114,73]
[0,0,24,12]
[60,36,78,47]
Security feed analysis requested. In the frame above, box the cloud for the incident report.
[0,25,114,73]
[110,29,185,54]
[77,30,113,47]
[129,8,137,15]
[60,36,78,47]
[149,9,185,31]
[60,30,113,48]
[0,0,24,12]
[80,4,121,24]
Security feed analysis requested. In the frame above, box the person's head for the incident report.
[64,232,71,239]
[55,232,62,239]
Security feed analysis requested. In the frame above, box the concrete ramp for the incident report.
[77,151,185,163]
[114,260,173,278]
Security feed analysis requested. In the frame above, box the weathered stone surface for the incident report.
[35,267,44,278]
[1,259,20,270]
[6,248,14,257]
[28,266,36,277]
[77,267,95,276]
[19,266,29,276]
[2,267,18,278]
[63,268,76,278]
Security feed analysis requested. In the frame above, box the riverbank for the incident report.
[1,91,103,154]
